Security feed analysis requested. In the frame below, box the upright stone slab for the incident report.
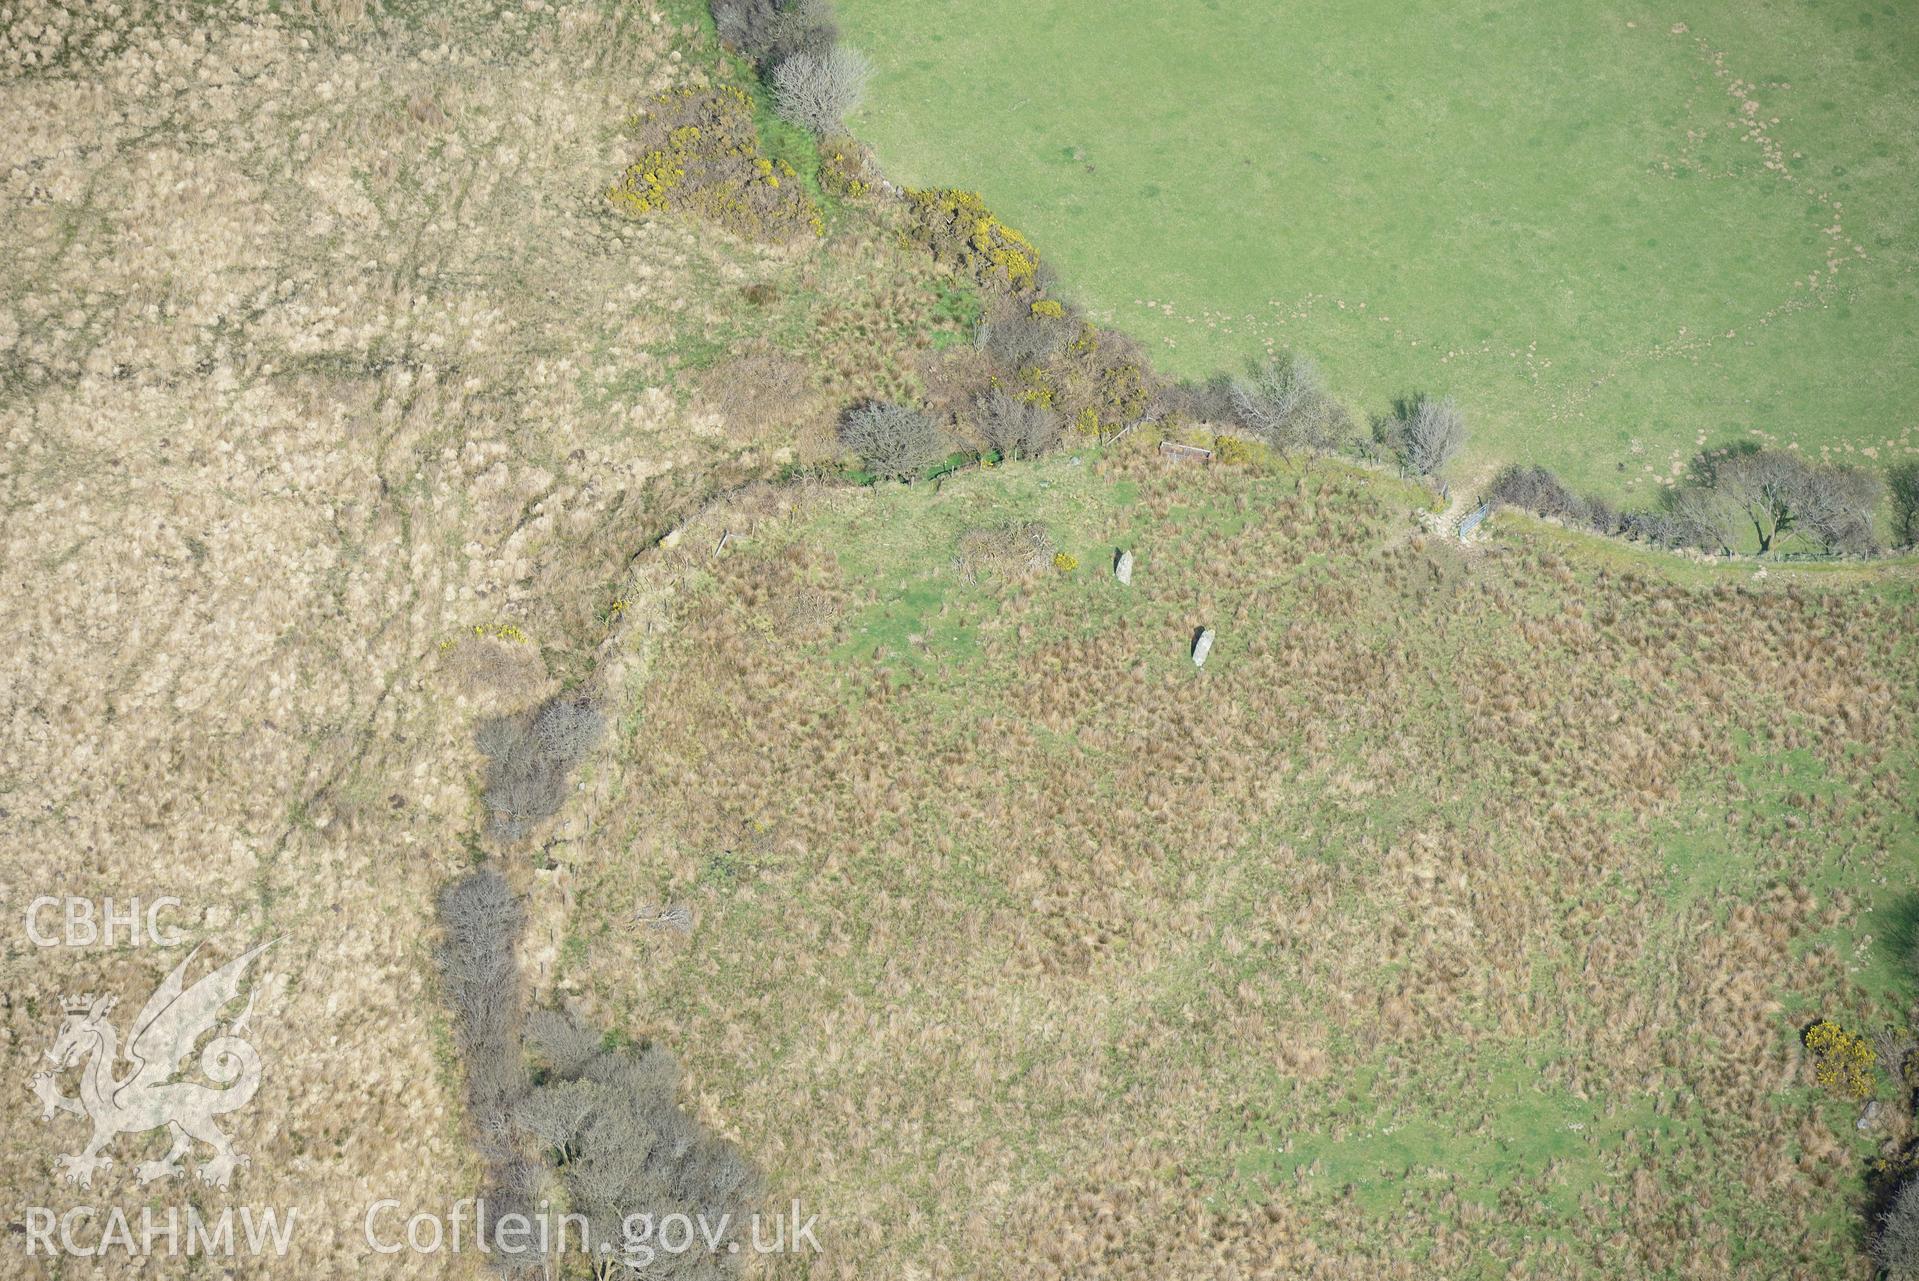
[1114,549,1134,585]
[1192,627,1215,668]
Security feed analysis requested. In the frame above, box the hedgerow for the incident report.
[1488,465,1619,534]
[1490,449,1906,559]
[707,4,1911,564]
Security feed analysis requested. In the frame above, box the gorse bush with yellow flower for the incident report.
[1803,1020,1877,1100]
[819,135,872,198]
[1214,434,1268,466]
[903,188,1040,293]
[608,86,821,240]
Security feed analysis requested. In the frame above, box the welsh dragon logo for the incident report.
[28,941,272,1190]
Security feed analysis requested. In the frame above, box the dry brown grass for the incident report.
[954,521,1055,584]
[0,1,954,1274]
[695,351,829,446]
[540,441,1919,1280]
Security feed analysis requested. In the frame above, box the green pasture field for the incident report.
[837,0,1919,497]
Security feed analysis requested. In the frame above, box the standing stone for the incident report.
[1192,627,1214,668]
[1114,549,1134,585]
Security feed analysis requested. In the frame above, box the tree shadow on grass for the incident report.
[1877,891,1919,987]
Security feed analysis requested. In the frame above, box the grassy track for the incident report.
[837,0,1919,497]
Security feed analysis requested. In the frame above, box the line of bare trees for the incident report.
[436,871,545,1271]
[439,678,759,1276]
[1671,442,1882,556]
[1491,441,1912,559]
[835,336,1911,561]
[436,870,761,1278]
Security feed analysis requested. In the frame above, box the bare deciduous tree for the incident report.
[1229,352,1345,471]
[1798,463,1882,555]
[533,697,605,765]
[763,0,838,67]
[515,1080,597,1164]
[1877,1180,1919,1278]
[974,299,1068,373]
[1689,444,1804,554]
[838,401,946,481]
[525,1008,603,1079]
[1160,374,1239,425]
[514,1012,762,1281]
[712,0,834,69]
[1662,482,1744,556]
[1393,393,1466,478]
[1689,443,1884,556]
[478,693,605,842]
[770,44,870,133]
[1231,351,1320,435]
[711,0,779,58]
[971,386,1061,460]
[1488,465,1582,522]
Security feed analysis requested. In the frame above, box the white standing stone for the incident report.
[1114,549,1134,585]
[1192,627,1214,668]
